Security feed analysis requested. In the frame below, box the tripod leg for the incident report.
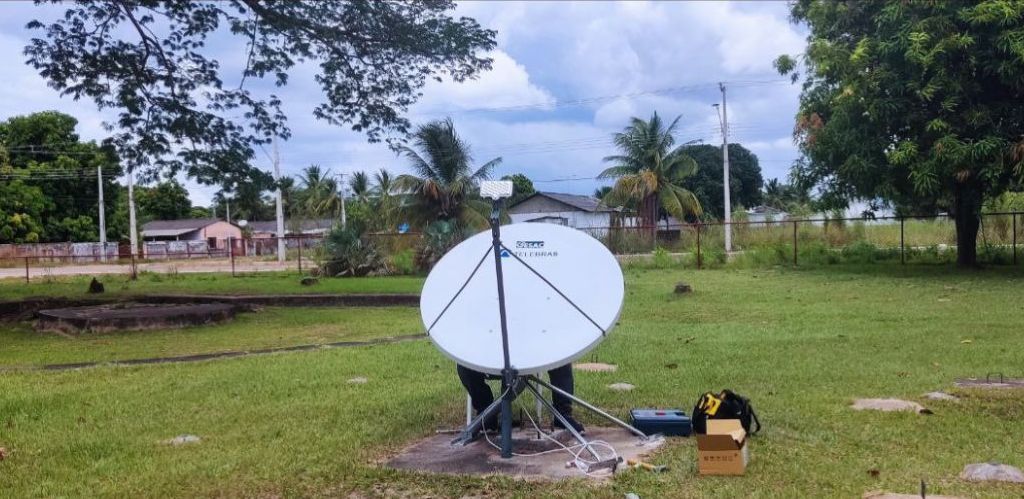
[525,381,602,461]
[529,375,647,439]
[452,389,505,446]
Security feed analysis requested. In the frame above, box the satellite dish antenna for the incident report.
[421,181,645,461]
[422,223,624,374]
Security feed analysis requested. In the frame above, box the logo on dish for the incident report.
[515,240,544,249]
[512,240,557,258]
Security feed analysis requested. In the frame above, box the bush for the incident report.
[389,248,418,275]
[320,225,386,277]
[840,240,879,264]
[415,220,465,271]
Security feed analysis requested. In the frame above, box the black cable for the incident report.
[425,245,493,335]
[498,243,607,336]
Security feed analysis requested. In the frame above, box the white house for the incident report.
[745,205,789,224]
[508,192,618,235]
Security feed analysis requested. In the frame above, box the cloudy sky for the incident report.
[0,1,807,206]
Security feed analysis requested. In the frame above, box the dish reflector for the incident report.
[420,223,625,375]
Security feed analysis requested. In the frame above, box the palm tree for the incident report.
[598,112,702,228]
[394,118,501,227]
[372,168,401,230]
[373,168,394,198]
[348,171,371,203]
[296,164,342,219]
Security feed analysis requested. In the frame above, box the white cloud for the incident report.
[413,50,554,113]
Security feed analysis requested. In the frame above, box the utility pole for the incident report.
[97,166,107,262]
[226,199,232,224]
[718,82,733,253]
[272,138,286,263]
[338,172,347,229]
[127,167,139,258]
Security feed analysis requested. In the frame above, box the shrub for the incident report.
[320,225,386,277]
[840,240,879,264]
[389,248,418,275]
[415,220,465,271]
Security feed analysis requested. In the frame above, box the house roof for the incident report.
[511,192,615,213]
[747,205,787,215]
[248,219,336,233]
[142,218,222,233]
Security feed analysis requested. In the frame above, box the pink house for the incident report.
[141,218,242,250]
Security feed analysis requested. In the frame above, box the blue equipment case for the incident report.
[630,409,692,437]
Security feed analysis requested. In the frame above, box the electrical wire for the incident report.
[479,393,620,476]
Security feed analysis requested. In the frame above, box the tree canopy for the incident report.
[22,1,496,187]
[501,173,536,205]
[776,0,1024,265]
[0,111,126,243]
[395,118,499,228]
[598,112,703,226]
[678,144,764,218]
[137,179,193,221]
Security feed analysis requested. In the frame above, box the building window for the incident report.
[207,237,217,249]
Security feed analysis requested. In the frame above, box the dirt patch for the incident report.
[384,427,663,480]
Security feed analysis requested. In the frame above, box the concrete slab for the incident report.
[384,427,664,480]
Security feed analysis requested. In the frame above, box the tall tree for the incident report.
[295,165,342,220]
[501,173,536,205]
[679,143,764,218]
[0,111,124,242]
[348,171,371,203]
[137,179,192,221]
[22,1,496,185]
[598,112,703,227]
[394,119,499,227]
[776,0,1024,266]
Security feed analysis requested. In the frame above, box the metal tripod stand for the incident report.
[446,199,647,459]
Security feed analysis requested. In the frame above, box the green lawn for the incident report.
[0,271,423,300]
[0,306,422,367]
[2,266,1023,497]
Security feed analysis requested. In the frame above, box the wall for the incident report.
[0,242,118,262]
[184,221,243,250]
[510,210,610,235]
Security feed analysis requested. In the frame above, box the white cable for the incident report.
[477,392,620,476]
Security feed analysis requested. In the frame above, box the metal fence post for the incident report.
[696,223,702,269]
[900,216,905,265]
[297,237,303,274]
[24,257,29,283]
[1014,212,1018,265]
[229,236,236,277]
[792,220,798,266]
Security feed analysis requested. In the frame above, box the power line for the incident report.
[418,79,790,115]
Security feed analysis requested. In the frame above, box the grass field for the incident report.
[0,271,422,300]
[1,266,1023,497]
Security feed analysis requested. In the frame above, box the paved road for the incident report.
[0,258,303,280]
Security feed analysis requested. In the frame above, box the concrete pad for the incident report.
[923,391,959,401]
[863,492,964,499]
[954,377,1024,389]
[960,462,1024,483]
[384,427,663,480]
[574,363,617,372]
[851,398,927,413]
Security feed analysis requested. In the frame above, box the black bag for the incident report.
[692,389,761,435]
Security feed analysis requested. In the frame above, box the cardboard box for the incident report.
[696,419,748,475]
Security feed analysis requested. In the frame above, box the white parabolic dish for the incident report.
[420,223,625,375]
